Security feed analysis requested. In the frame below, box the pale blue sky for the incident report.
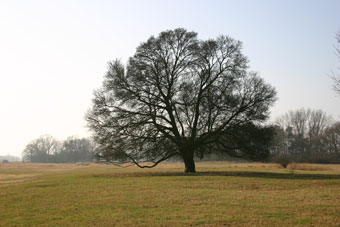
[0,0,339,156]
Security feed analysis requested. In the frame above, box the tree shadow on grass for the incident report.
[93,171,340,180]
[199,171,340,180]
[118,171,340,180]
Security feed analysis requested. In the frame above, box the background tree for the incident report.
[214,123,276,161]
[56,137,94,163]
[275,108,331,155]
[271,108,340,164]
[22,135,60,163]
[276,109,310,154]
[87,28,277,173]
[331,31,340,95]
[22,136,94,163]
[321,122,340,154]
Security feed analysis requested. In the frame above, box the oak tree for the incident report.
[86,28,277,172]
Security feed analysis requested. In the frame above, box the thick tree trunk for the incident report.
[181,149,196,173]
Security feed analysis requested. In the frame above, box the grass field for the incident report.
[1,162,340,226]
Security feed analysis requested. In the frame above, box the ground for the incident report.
[1,162,340,226]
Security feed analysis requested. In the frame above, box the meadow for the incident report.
[1,162,340,226]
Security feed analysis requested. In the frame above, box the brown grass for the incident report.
[287,163,334,171]
[287,162,335,171]
[1,162,340,226]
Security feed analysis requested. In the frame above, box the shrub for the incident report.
[271,154,293,168]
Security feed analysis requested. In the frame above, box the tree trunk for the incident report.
[182,149,196,173]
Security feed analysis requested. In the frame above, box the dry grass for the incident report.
[287,163,334,171]
[1,162,340,226]
[0,163,87,186]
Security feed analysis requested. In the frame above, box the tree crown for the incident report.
[87,28,277,168]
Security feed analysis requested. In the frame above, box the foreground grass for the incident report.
[1,162,340,226]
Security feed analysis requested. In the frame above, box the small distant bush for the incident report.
[287,162,297,171]
[76,162,90,166]
[2,160,9,163]
[271,154,293,168]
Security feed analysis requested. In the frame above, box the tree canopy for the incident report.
[87,28,277,172]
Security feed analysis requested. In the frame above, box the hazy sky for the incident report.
[1,0,340,157]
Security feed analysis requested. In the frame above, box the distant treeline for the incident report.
[22,108,340,165]
[22,136,94,163]
[168,108,340,165]
[271,108,340,166]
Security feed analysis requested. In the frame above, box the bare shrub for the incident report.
[287,162,297,172]
[272,154,293,168]
[76,162,90,166]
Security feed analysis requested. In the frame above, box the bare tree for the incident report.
[276,108,310,154]
[321,122,340,154]
[57,137,94,163]
[331,31,340,95]
[308,110,331,141]
[22,135,60,163]
[275,108,331,154]
[86,28,277,173]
